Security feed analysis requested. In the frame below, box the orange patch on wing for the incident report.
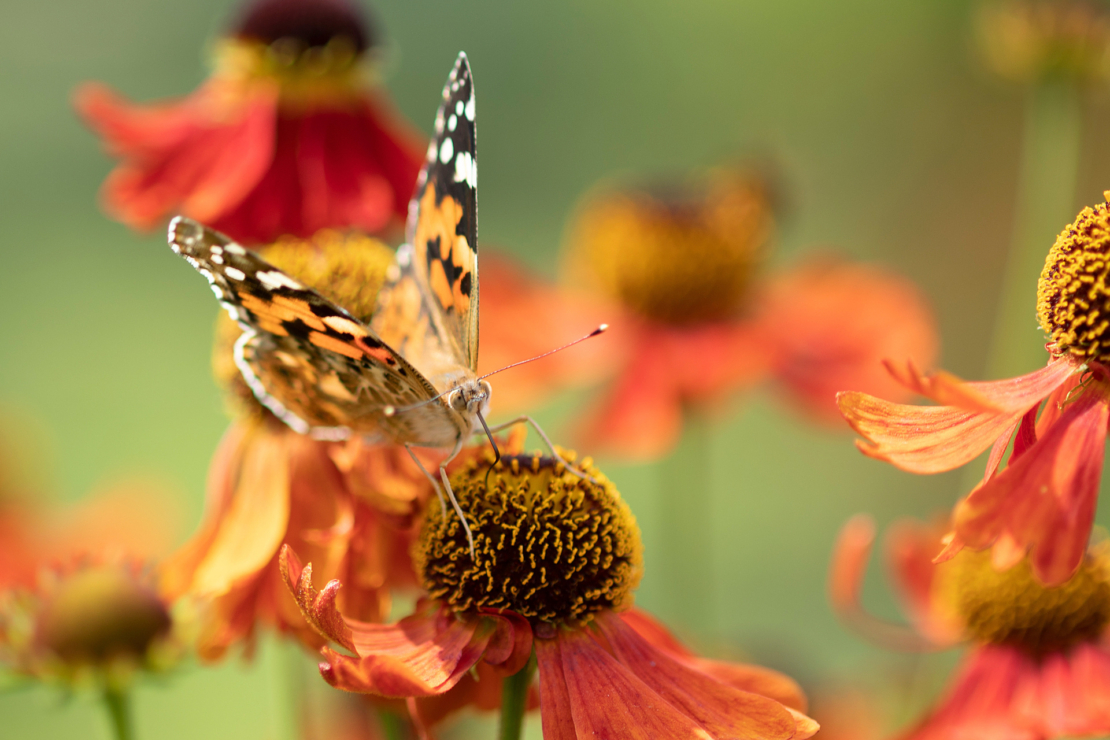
[308,331,363,359]
[413,185,473,317]
[239,293,325,330]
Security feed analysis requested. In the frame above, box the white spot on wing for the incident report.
[257,270,303,291]
[455,100,463,115]
[225,244,246,256]
[454,151,477,189]
[211,254,224,264]
[225,267,246,281]
[448,114,457,132]
[439,137,454,164]
[465,94,475,122]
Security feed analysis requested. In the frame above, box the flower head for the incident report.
[838,195,1110,585]
[75,0,424,245]
[1,556,178,688]
[562,168,937,460]
[977,0,1110,85]
[832,517,1110,738]
[283,445,818,738]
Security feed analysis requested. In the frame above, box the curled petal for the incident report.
[280,546,532,697]
[837,360,1073,474]
[828,516,944,651]
[952,385,1109,585]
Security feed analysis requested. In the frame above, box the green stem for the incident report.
[102,687,134,740]
[499,657,535,740]
[985,80,1082,379]
[656,413,715,638]
[377,707,408,740]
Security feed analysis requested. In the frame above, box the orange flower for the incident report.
[831,516,1110,739]
[563,170,938,460]
[838,195,1110,586]
[283,446,818,739]
[74,0,423,245]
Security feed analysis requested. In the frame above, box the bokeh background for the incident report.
[4,0,1110,737]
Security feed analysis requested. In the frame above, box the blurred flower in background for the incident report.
[74,0,424,245]
[561,168,938,461]
[977,0,1110,85]
[832,516,1110,739]
[839,195,1110,586]
[284,445,818,739]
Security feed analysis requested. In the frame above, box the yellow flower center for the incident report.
[1037,194,1110,365]
[212,37,368,110]
[936,548,1110,655]
[213,230,394,418]
[414,449,643,625]
[564,171,773,325]
[34,566,171,665]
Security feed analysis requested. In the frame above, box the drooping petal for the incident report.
[827,516,942,651]
[618,608,808,712]
[757,259,939,422]
[595,612,813,739]
[883,519,965,646]
[952,385,1109,585]
[837,359,1073,474]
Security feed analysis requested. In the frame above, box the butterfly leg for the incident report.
[405,443,447,518]
[484,416,599,485]
[438,437,476,558]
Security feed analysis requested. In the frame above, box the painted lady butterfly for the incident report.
[168,53,523,549]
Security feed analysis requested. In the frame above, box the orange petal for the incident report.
[757,259,939,422]
[619,609,808,712]
[837,360,1073,474]
[594,612,812,739]
[884,519,965,645]
[953,386,1109,586]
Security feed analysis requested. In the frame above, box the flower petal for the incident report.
[952,385,1108,585]
[594,612,811,739]
[837,360,1072,474]
[757,259,939,422]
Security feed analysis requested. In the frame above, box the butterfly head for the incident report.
[449,379,492,426]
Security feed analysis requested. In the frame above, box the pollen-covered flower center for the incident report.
[414,450,643,625]
[939,549,1110,655]
[1038,195,1110,365]
[566,173,773,325]
[214,230,393,418]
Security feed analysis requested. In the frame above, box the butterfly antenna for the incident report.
[476,324,609,381]
[477,410,502,490]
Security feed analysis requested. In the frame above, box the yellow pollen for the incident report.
[213,230,394,419]
[1038,194,1110,365]
[564,171,773,325]
[935,547,1110,655]
[212,38,368,111]
[414,449,643,625]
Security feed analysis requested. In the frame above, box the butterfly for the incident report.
[168,52,593,553]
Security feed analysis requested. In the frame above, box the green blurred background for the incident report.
[4,0,1110,737]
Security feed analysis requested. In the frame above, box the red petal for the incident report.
[757,259,939,422]
[953,386,1108,585]
[837,360,1073,474]
[595,613,811,739]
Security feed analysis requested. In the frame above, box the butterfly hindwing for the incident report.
[373,52,479,375]
[167,217,455,441]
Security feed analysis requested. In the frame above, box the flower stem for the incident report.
[377,707,408,740]
[102,687,134,740]
[656,413,715,637]
[985,80,1082,379]
[498,657,535,740]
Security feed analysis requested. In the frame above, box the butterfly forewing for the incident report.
[167,217,457,442]
[372,52,480,376]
